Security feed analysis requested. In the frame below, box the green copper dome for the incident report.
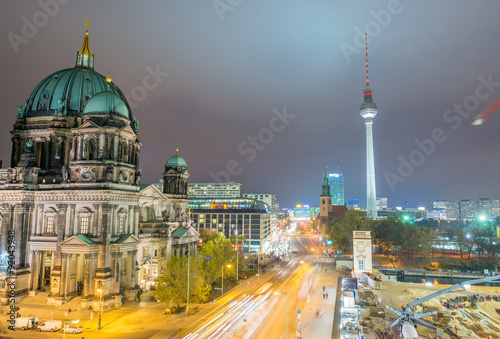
[24,67,132,119]
[166,154,188,168]
[83,91,129,117]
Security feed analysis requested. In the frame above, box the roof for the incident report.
[171,226,189,238]
[166,154,188,168]
[83,91,129,118]
[73,234,96,245]
[23,67,132,118]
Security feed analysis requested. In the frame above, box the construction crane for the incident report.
[386,275,500,338]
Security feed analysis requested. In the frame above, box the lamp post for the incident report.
[221,264,231,298]
[257,249,260,282]
[186,244,190,316]
[235,230,239,283]
[62,318,79,339]
[97,288,103,330]
[274,291,288,339]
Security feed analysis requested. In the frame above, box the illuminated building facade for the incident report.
[189,198,271,250]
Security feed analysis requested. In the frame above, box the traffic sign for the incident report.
[297,310,301,320]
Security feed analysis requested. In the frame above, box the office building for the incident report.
[328,172,344,205]
[187,182,242,198]
[189,198,271,251]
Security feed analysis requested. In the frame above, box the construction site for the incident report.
[340,277,500,338]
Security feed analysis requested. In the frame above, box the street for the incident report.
[1,234,341,339]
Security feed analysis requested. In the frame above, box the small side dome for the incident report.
[83,91,130,118]
[166,150,188,168]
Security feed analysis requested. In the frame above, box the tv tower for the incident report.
[359,32,378,218]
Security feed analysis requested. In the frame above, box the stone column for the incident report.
[92,204,100,236]
[58,253,68,299]
[50,204,68,299]
[95,204,113,300]
[71,136,75,161]
[66,204,75,237]
[36,205,44,234]
[131,250,139,290]
[32,250,41,291]
[13,204,27,268]
[113,135,119,161]
[82,254,91,299]
[0,204,12,253]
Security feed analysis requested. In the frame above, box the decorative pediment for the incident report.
[140,184,166,199]
[59,235,96,247]
[79,120,101,129]
[112,233,140,244]
[119,125,135,134]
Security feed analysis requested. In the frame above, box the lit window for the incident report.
[81,217,89,234]
[46,216,55,233]
[119,217,125,233]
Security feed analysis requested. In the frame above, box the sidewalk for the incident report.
[298,258,340,339]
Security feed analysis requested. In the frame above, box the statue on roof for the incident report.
[55,100,66,117]
[16,103,26,119]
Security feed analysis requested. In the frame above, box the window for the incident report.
[46,216,55,233]
[80,217,89,234]
[359,259,364,270]
[154,249,158,257]
[358,245,364,253]
[118,217,125,233]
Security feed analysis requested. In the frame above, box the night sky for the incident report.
[1,1,500,209]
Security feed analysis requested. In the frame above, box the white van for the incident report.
[13,317,39,330]
[37,320,62,332]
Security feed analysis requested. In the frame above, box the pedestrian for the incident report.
[326,292,328,299]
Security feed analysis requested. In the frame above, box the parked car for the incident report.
[61,325,84,334]
[37,320,62,332]
[13,317,39,330]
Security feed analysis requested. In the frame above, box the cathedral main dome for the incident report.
[20,23,134,123]
[24,67,132,119]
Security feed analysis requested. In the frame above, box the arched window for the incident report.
[43,208,57,234]
[77,208,93,234]
[87,139,95,160]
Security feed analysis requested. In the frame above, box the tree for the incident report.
[372,218,398,257]
[153,256,210,308]
[326,210,371,252]
[198,233,237,285]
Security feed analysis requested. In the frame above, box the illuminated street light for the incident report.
[274,291,288,339]
[97,289,103,330]
[235,230,239,283]
[222,264,231,298]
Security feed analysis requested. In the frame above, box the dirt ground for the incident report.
[355,280,500,338]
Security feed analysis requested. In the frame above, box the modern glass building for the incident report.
[189,198,271,250]
[187,182,242,198]
[328,173,344,205]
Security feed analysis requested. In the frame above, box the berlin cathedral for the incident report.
[0,23,199,311]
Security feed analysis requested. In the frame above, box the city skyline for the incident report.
[2,1,500,208]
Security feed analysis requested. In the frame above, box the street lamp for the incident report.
[186,244,191,316]
[235,230,239,283]
[274,291,288,339]
[62,318,79,339]
[221,264,231,298]
[97,288,103,330]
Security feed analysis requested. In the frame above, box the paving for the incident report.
[298,257,344,339]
